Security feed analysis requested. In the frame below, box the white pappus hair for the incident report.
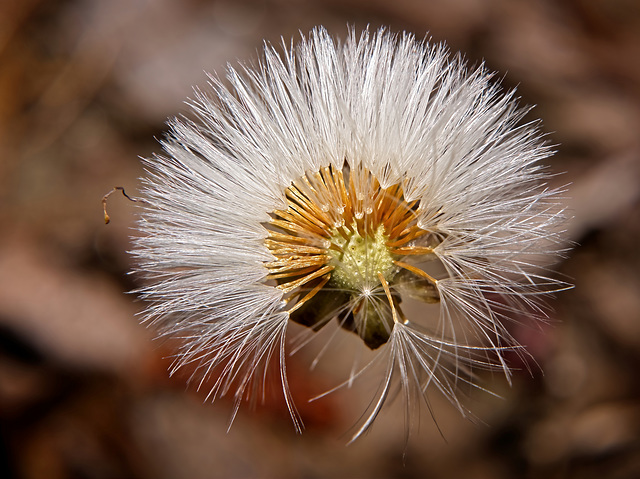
[132,26,568,442]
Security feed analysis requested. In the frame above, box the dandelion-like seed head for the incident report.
[133,26,568,441]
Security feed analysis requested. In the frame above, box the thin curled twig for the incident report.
[102,187,141,224]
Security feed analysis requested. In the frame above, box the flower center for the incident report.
[263,164,439,349]
[328,223,395,290]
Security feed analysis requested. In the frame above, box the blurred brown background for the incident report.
[1,0,640,478]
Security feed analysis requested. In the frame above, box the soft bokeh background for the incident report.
[1,1,640,478]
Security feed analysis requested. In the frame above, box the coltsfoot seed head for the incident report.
[132,26,569,441]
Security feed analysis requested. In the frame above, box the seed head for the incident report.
[133,26,568,441]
